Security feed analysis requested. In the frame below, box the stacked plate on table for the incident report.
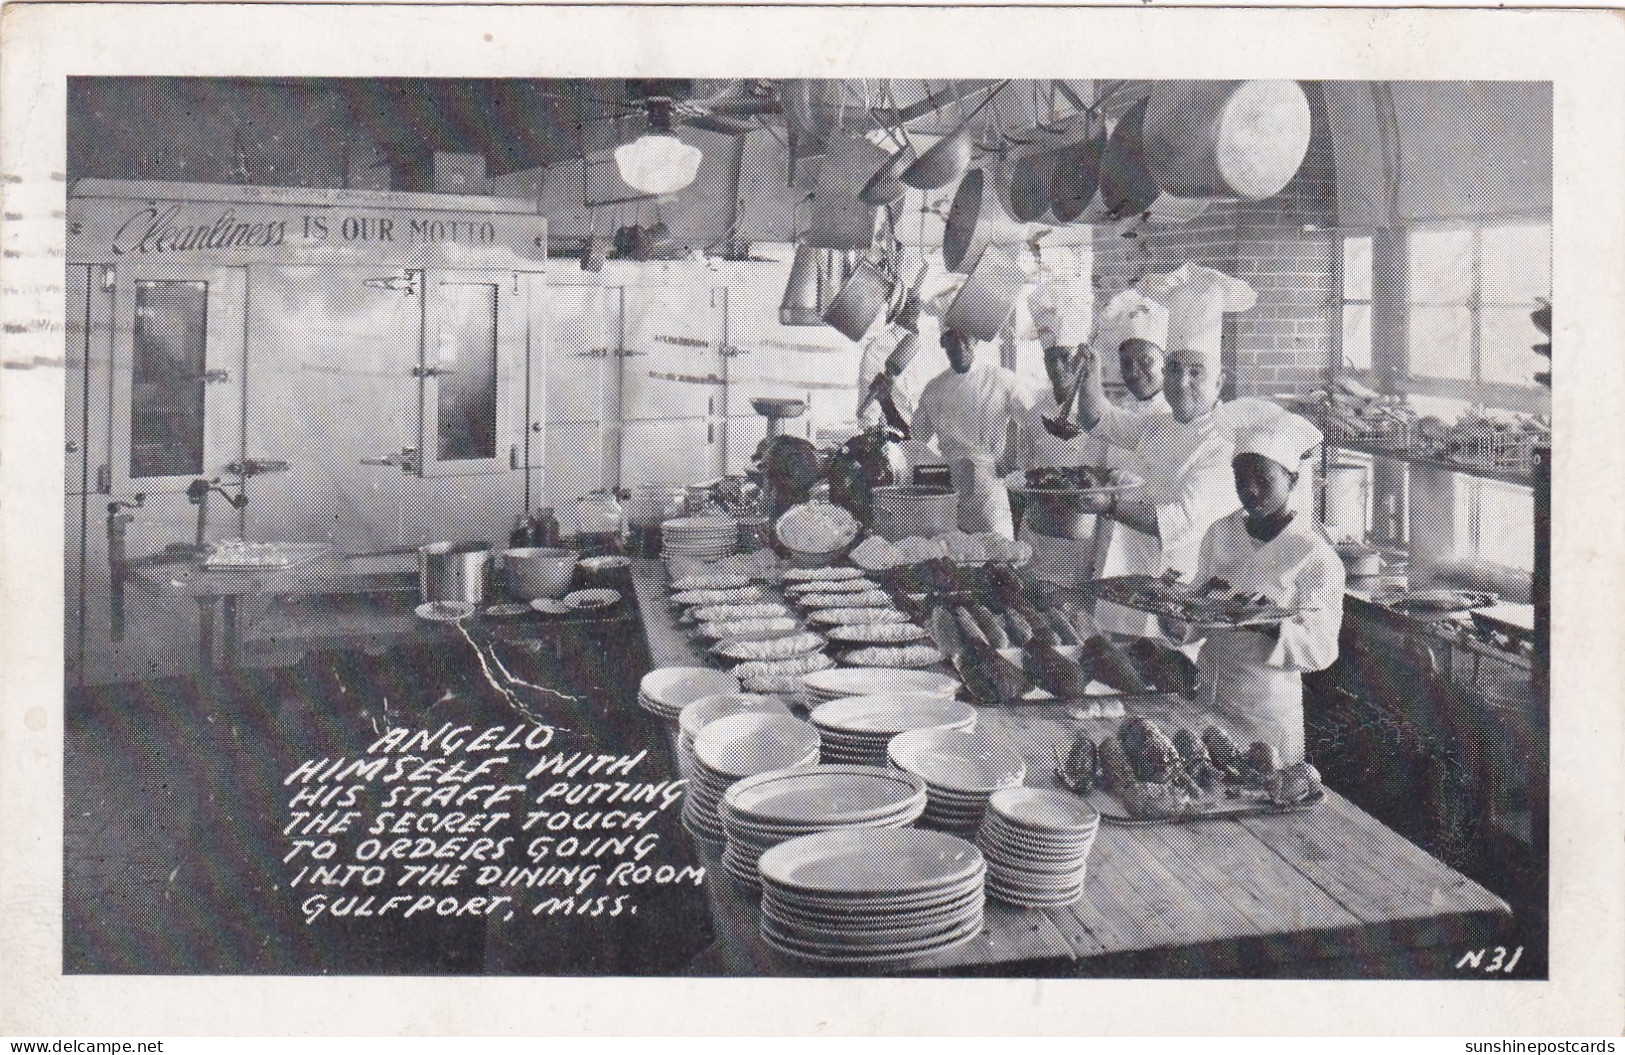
[976,788,1100,908]
[719,765,929,891]
[682,713,822,845]
[888,727,1028,832]
[809,695,978,767]
[755,827,986,967]
[638,666,741,723]
[800,667,960,706]
[662,516,740,561]
[677,693,793,773]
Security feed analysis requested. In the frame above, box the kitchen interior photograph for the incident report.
[62,77,1549,978]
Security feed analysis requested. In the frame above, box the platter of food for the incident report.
[714,631,828,663]
[1056,714,1324,824]
[671,585,766,607]
[825,622,932,644]
[781,565,867,583]
[806,606,912,627]
[1009,466,1144,495]
[1375,588,1498,614]
[1083,574,1299,630]
[840,644,946,669]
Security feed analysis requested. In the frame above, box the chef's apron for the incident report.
[1197,628,1306,766]
[951,456,1014,538]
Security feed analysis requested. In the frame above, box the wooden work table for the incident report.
[629,559,1514,977]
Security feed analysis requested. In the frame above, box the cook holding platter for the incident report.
[1162,412,1346,766]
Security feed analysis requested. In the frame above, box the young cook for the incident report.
[1168,413,1345,766]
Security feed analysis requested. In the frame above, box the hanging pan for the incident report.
[1142,80,1311,201]
[1045,126,1106,223]
[942,167,1043,274]
[996,142,1060,224]
[943,246,1026,342]
[900,80,1011,191]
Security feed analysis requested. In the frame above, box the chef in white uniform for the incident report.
[1172,412,1345,766]
[1069,271,1263,640]
[910,278,1036,539]
[1014,288,1170,584]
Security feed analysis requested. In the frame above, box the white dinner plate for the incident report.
[888,727,1027,795]
[722,766,927,828]
[987,787,1102,835]
[693,713,822,779]
[756,827,983,896]
[801,668,959,699]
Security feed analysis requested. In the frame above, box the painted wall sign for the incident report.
[67,181,547,268]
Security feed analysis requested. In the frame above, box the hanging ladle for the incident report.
[900,79,1011,191]
[1041,345,1092,439]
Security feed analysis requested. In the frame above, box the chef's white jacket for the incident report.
[911,363,1037,537]
[1186,510,1346,766]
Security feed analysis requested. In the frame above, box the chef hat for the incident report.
[1026,277,1094,349]
[1097,290,1170,352]
[1234,412,1324,472]
[1145,264,1257,363]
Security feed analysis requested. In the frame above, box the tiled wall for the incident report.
[1092,81,1338,399]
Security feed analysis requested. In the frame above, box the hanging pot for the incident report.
[823,255,896,341]
[859,143,916,207]
[942,167,1042,274]
[805,134,887,250]
[1142,80,1311,200]
[943,246,1026,342]
[900,80,1010,191]
[780,244,832,326]
[1046,128,1106,223]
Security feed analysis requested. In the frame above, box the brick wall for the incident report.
[1092,81,1338,399]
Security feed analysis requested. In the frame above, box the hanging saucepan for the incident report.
[1046,127,1106,223]
[1142,80,1311,200]
[805,134,887,251]
[823,254,897,341]
[943,246,1026,342]
[859,143,916,207]
[942,167,1041,274]
[900,80,1010,191]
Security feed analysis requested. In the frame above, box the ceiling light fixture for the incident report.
[615,98,703,195]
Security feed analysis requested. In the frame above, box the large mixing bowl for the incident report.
[504,547,578,600]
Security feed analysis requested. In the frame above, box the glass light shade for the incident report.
[614,134,703,195]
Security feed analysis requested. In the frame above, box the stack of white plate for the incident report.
[800,667,960,708]
[976,788,1101,908]
[677,693,793,773]
[888,727,1028,832]
[662,516,739,561]
[756,828,986,967]
[719,765,929,891]
[638,666,741,723]
[683,713,821,845]
[810,695,978,767]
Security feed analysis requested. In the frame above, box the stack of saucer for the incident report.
[638,667,740,723]
[809,695,977,767]
[662,516,739,561]
[976,788,1100,908]
[756,828,986,967]
[887,727,1027,832]
[682,713,821,844]
[719,765,928,891]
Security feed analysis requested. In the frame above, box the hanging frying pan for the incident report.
[1046,127,1106,223]
[997,144,1060,224]
[1142,80,1311,200]
[942,167,1043,274]
[859,144,916,207]
[1098,98,1163,221]
[900,80,1011,191]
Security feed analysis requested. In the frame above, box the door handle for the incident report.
[198,369,232,385]
[225,458,289,477]
[412,365,456,378]
[360,448,419,473]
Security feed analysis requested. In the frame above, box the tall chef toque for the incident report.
[1141,263,1257,363]
[1097,289,1170,353]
